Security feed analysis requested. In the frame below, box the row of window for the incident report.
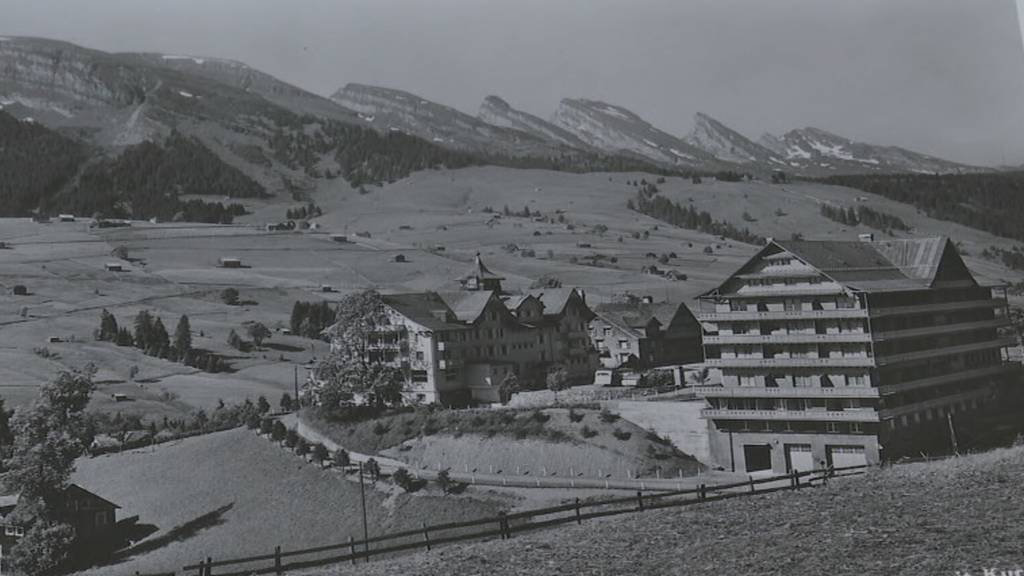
[717,420,867,434]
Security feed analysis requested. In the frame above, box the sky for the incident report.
[4,0,1024,166]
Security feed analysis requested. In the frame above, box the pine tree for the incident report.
[98,309,119,341]
[133,310,153,351]
[174,315,192,360]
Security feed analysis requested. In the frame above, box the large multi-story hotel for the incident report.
[696,236,1019,473]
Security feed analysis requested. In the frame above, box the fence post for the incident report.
[698,483,706,501]
[422,522,432,551]
[575,498,582,524]
[748,475,755,493]
[205,556,213,576]
[792,469,799,488]
[349,536,357,565]
[497,511,507,540]
[636,490,644,511]
[274,545,282,575]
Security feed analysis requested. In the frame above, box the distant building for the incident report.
[320,256,597,405]
[105,263,124,272]
[459,253,505,292]
[58,214,76,222]
[696,236,1020,473]
[590,299,703,370]
[220,257,242,268]
[11,285,27,296]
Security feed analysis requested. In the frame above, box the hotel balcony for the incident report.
[873,318,1009,342]
[868,299,1001,318]
[698,308,869,322]
[700,408,881,422]
[704,332,872,345]
[875,337,1017,366]
[878,363,1020,396]
[879,388,994,419]
[693,385,880,399]
[704,356,876,368]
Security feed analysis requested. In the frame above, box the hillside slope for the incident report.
[312,446,1024,576]
[71,427,503,575]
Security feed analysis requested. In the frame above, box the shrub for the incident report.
[334,448,351,467]
[580,425,598,439]
[372,421,390,436]
[392,468,425,492]
[221,287,240,306]
[612,428,632,441]
[295,438,309,456]
[271,420,287,443]
[531,410,550,423]
[599,409,620,423]
[259,418,274,435]
[312,443,329,466]
[568,408,585,423]
[285,428,299,448]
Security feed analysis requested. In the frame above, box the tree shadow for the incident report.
[90,502,235,569]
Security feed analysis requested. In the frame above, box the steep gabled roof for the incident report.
[441,291,499,324]
[703,236,975,296]
[527,288,578,316]
[594,302,695,337]
[379,292,463,331]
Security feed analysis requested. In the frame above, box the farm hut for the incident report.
[393,254,407,263]
[105,263,124,272]
[12,285,28,296]
[32,215,51,224]
[58,214,76,222]
[330,234,349,243]
[111,393,129,402]
[320,285,334,293]
[220,257,242,268]
[47,336,62,343]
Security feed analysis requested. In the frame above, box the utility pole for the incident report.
[358,461,370,562]
[947,412,959,454]
[293,365,299,408]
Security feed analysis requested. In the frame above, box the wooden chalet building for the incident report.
[589,298,703,370]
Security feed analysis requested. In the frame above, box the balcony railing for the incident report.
[694,385,880,399]
[704,332,871,345]
[875,337,1017,366]
[869,299,1001,318]
[704,356,875,368]
[879,388,994,419]
[700,408,880,422]
[878,363,1020,396]
[873,318,1009,342]
[698,308,868,322]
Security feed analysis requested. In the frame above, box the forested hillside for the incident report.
[57,131,265,220]
[0,111,88,216]
[824,172,1024,242]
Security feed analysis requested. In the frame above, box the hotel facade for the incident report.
[696,237,1019,473]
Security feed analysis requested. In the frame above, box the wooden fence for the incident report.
[182,464,867,576]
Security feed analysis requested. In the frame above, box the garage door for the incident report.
[827,445,867,469]
[785,444,814,472]
[743,444,772,472]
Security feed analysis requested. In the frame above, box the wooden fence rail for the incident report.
[183,464,867,576]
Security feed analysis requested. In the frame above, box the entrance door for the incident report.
[743,444,772,472]
[785,444,814,472]
[826,445,867,469]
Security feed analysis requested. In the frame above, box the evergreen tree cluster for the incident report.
[178,199,247,224]
[290,301,338,339]
[818,203,910,233]
[824,172,1024,242]
[0,110,89,217]
[96,309,228,373]
[628,192,764,245]
[285,202,323,220]
[981,245,1024,271]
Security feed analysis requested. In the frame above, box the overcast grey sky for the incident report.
[5,0,1024,166]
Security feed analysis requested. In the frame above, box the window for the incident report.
[5,525,24,537]
[95,511,108,527]
[825,422,841,433]
[850,422,863,433]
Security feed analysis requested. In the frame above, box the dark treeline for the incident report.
[981,245,1024,271]
[819,204,911,233]
[285,202,323,220]
[628,190,764,245]
[824,172,1024,242]
[0,110,88,216]
[97,309,230,373]
[290,301,337,339]
[58,131,264,220]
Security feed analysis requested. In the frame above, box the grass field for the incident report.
[303,406,703,479]
[307,444,1024,576]
[70,427,506,576]
[3,165,1023,423]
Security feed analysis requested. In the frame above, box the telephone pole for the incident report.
[358,461,369,562]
